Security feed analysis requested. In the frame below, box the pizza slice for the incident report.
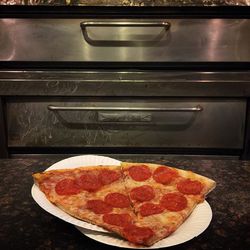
[121,162,216,245]
[33,166,120,226]
[33,161,216,247]
[32,165,155,246]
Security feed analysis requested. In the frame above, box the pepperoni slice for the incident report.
[130,185,155,202]
[128,165,151,181]
[160,192,187,211]
[86,200,113,214]
[98,169,121,185]
[153,166,178,184]
[177,179,204,195]
[77,172,102,192]
[103,213,132,227]
[104,193,130,208]
[123,225,154,245]
[55,178,81,196]
[139,203,164,217]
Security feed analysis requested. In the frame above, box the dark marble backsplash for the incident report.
[0,0,249,6]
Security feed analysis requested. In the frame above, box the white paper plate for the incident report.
[31,155,121,233]
[76,200,212,249]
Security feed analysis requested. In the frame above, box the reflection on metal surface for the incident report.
[47,105,203,112]
[80,20,171,47]
[0,19,17,61]
[1,19,250,62]
[0,0,249,6]
[206,19,224,61]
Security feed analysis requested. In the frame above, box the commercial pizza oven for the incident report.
[0,8,250,158]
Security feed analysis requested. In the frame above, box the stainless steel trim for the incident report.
[1,70,250,97]
[47,105,203,112]
[1,70,250,82]
[80,21,171,29]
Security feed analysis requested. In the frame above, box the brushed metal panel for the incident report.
[1,70,250,97]
[6,98,246,148]
[1,18,250,62]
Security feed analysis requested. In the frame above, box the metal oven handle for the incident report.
[47,105,203,112]
[80,21,171,29]
[80,21,170,43]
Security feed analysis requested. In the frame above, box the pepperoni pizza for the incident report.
[33,162,216,246]
[121,162,216,245]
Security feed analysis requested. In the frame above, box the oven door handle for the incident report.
[80,21,170,29]
[47,105,203,112]
[80,20,170,44]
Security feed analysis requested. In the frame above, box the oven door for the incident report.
[6,97,246,150]
[1,18,250,62]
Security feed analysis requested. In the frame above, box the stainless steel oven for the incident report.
[0,11,250,158]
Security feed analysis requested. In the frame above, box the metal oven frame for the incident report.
[1,6,250,159]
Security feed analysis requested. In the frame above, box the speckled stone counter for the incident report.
[0,155,250,250]
[0,0,249,7]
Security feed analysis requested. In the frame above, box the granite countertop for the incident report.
[0,0,249,6]
[0,155,250,249]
